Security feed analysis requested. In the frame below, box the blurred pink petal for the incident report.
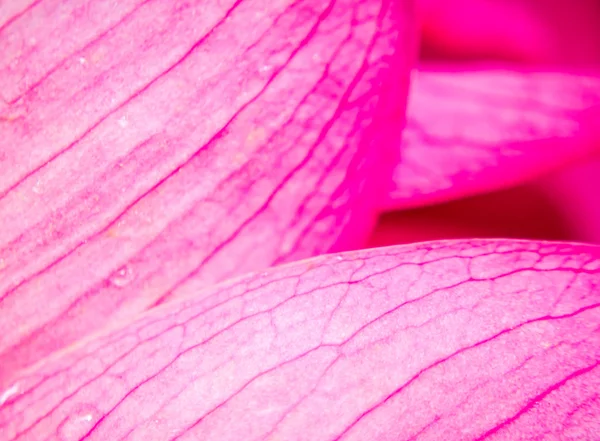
[1,239,598,440]
[0,0,415,381]
[369,184,577,248]
[418,0,600,65]
[538,158,600,244]
[382,67,600,211]
[370,0,600,248]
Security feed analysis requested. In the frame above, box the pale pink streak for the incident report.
[0,0,415,382]
[383,67,600,211]
[0,239,598,440]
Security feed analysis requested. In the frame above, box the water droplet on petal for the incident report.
[335,256,343,261]
[110,264,134,287]
[58,404,100,441]
[32,178,43,194]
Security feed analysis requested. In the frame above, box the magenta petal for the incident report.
[418,0,600,65]
[383,67,600,210]
[0,1,415,380]
[539,158,600,244]
[1,239,599,440]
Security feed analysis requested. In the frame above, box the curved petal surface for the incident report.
[383,67,600,210]
[0,0,415,381]
[1,239,599,440]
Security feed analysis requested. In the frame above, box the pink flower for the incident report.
[0,0,598,439]
[3,239,600,440]
[372,0,600,247]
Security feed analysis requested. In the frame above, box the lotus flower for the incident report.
[0,0,598,440]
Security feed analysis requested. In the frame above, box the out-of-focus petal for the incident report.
[1,239,598,440]
[538,158,600,244]
[382,68,600,211]
[369,183,577,247]
[418,0,600,65]
[0,0,415,381]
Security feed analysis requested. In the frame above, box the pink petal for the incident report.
[418,0,600,65]
[1,239,598,440]
[0,0,415,381]
[383,67,600,211]
[538,158,600,244]
[369,183,578,247]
